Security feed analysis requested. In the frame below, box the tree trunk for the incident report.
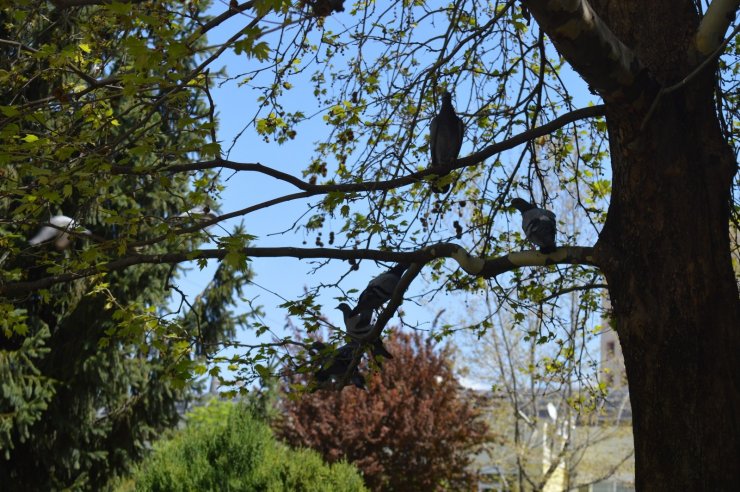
[594,47,740,491]
[564,2,740,488]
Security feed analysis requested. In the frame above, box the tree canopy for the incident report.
[1,0,738,488]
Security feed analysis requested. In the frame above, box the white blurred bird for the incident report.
[28,215,91,250]
[176,205,217,222]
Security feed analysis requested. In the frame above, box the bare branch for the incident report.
[199,2,257,35]
[522,0,657,103]
[695,0,740,57]
[540,282,608,302]
[1,245,596,297]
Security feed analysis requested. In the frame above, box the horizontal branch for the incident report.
[478,246,597,277]
[1,244,596,297]
[112,104,605,195]
[523,0,657,103]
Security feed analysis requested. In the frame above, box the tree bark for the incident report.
[589,3,740,489]
[528,0,740,488]
[597,89,740,490]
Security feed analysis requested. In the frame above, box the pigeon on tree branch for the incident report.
[350,263,410,316]
[336,303,394,360]
[429,91,464,194]
[311,341,365,390]
[510,198,557,253]
[28,215,91,250]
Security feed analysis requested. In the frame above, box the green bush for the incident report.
[122,400,366,492]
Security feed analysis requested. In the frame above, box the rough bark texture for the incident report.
[585,1,740,489]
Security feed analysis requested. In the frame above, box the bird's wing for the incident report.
[455,116,465,154]
[369,272,399,298]
[525,216,556,248]
[28,226,58,245]
[49,216,75,228]
[348,311,373,338]
[430,114,440,165]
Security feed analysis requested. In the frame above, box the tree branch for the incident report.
[199,1,257,35]
[50,0,149,7]
[695,0,740,57]
[111,105,605,195]
[363,263,424,344]
[1,244,596,297]
[641,22,740,130]
[522,0,657,103]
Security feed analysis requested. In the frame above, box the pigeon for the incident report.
[429,91,465,193]
[350,263,410,316]
[510,198,557,253]
[313,341,365,390]
[336,302,373,338]
[336,303,394,360]
[310,0,345,16]
[28,215,91,250]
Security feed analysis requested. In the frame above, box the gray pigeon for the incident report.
[510,198,557,253]
[429,91,464,193]
[336,303,394,360]
[29,215,91,250]
[350,263,410,316]
[336,302,373,338]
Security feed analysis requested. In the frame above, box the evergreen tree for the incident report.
[120,400,367,492]
[0,1,253,487]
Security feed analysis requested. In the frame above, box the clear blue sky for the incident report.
[173,0,604,386]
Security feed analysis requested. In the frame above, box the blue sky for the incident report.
[173,1,605,386]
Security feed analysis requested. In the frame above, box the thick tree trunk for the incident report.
[594,48,740,492]
[560,2,740,488]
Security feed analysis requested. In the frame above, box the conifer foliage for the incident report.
[125,400,367,492]
[0,2,253,488]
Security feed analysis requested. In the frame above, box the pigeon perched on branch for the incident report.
[336,303,394,360]
[350,263,410,316]
[336,302,373,338]
[510,198,557,253]
[312,341,365,390]
[28,215,91,250]
[429,91,464,194]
